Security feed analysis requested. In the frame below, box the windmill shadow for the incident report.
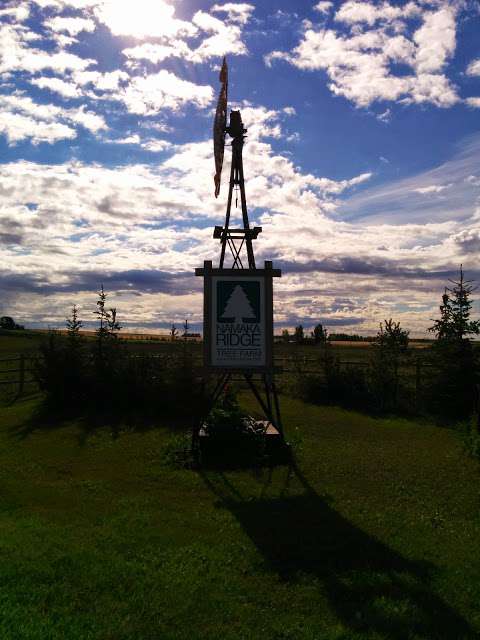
[199,460,475,639]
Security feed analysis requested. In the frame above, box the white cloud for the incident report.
[266,3,460,109]
[0,23,95,76]
[413,184,451,194]
[210,3,255,25]
[0,112,76,144]
[68,106,106,132]
[465,97,480,108]
[335,1,420,26]
[413,6,456,74]
[108,134,172,151]
[122,5,252,64]
[1,117,477,335]
[466,58,480,76]
[0,5,30,21]
[31,76,81,98]
[119,70,213,115]
[191,10,249,60]
[44,16,96,36]
[314,2,333,15]
[141,139,172,152]
[72,69,129,92]
[94,0,197,39]
[123,41,193,65]
[0,93,106,144]
[31,0,101,8]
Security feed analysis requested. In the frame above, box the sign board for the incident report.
[195,261,281,371]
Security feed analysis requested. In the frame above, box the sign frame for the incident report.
[195,260,281,373]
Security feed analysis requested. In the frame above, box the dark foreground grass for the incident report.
[0,394,479,639]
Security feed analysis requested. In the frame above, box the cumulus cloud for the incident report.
[314,2,333,15]
[31,76,81,98]
[465,97,480,108]
[466,58,480,76]
[94,0,197,39]
[335,1,420,26]
[0,112,76,144]
[122,6,252,64]
[119,70,213,115]
[0,105,381,331]
[0,5,30,21]
[4,101,476,335]
[0,93,106,144]
[266,2,460,108]
[0,22,95,76]
[210,3,255,25]
[44,16,96,35]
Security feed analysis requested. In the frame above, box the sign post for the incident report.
[194,59,285,457]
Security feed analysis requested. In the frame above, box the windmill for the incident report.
[212,57,262,270]
[194,58,285,463]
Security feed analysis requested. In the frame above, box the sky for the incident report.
[0,0,479,336]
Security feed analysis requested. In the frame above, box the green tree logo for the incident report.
[218,281,260,323]
[221,285,256,324]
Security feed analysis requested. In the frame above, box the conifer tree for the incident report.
[66,305,82,340]
[294,325,304,344]
[66,304,83,357]
[429,267,480,341]
[94,284,109,344]
[371,318,409,411]
[427,266,479,421]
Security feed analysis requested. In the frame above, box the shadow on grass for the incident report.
[8,398,194,445]
[199,460,475,640]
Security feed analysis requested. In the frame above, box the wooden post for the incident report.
[19,354,25,395]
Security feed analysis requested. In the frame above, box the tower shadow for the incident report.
[199,460,475,639]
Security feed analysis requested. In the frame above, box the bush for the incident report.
[34,333,201,424]
[423,340,478,422]
[297,356,374,413]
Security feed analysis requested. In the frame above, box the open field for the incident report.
[0,393,479,639]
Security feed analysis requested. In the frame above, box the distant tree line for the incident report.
[280,326,377,344]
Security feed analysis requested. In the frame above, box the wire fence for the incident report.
[0,354,38,396]
[0,351,434,400]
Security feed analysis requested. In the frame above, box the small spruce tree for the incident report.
[66,305,82,346]
[312,323,327,344]
[427,266,479,421]
[371,318,409,411]
[294,324,304,345]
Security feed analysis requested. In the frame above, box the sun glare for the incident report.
[96,0,193,39]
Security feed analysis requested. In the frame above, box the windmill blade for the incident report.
[213,56,228,198]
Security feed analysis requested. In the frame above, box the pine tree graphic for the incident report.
[221,285,256,324]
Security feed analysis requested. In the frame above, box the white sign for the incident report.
[211,276,265,367]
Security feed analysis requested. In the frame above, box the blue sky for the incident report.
[0,0,479,335]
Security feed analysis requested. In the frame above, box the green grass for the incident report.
[0,393,479,639]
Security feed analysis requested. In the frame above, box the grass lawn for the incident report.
[0,393,480,639]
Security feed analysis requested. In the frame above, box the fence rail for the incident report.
[0,351,435,399]
[0,354,37,392]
